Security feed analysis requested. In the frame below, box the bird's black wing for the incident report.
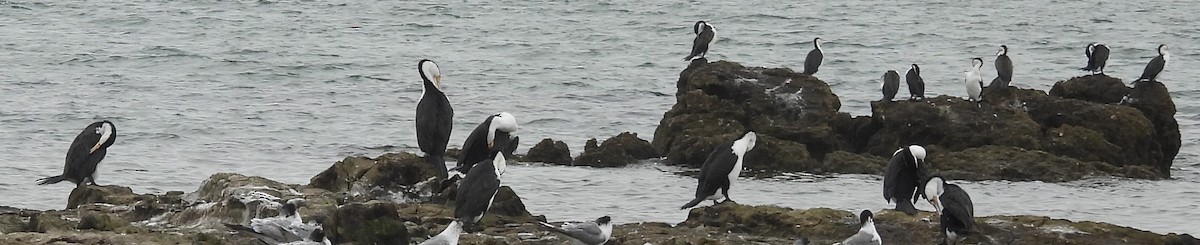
[804,49,822,74]
[454,162,500,221]
[455,118,492,172]
[882,151,906,202]
[695,142,737,198]
[62,126,103,182]
[941,184,976,233]
[1093,46,1109,72]
[684,29,714,60]
[1140,56,1165,81]
[416,90,453,155]
[996,55,1013,82]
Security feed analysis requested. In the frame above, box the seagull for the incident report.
[225,199,328,245]
[536,216,613,245]
[833,210,882,245]
[419,220,464,245]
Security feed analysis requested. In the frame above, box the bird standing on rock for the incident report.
[881,70,900,102]
[681,131,757,209]
[1135,44,1169,83]
[803,37,824,75]
[684,21,716,61]
[906,64,925,101]
[883,145,929,215]
[37,121,116,187]
[454,139,511,231]
[920,175,975,245]
[416,59,454,181]
[1081,43,1110,75]
[964,58,984,103]
[834,210,882,245]
[454,112,518,174]
[993,45,1013,87]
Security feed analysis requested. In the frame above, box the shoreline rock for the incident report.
[573,132,660,167]
[652,59,1180,181]
[3,151,1195,245]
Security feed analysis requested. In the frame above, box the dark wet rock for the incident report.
[308,152,438,193]
[1125,81,1181,175]
[66,185,142,209]
[654,60,1179,180]
[1049,74,1130,104]
[679,202,1199,245]
[524,138,572,164]
[931,145,1120,181]
[864,95,1042,157]
[5,153,1194,245]
[653,60,846,171]
[818,150,887,175]
[327,200,409,245]
[573,132,660,167]
[479,186,537,226]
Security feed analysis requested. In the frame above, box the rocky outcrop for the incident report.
[573,132,660,167]
[653,60,1180,180]
[524,138,572,164]
[680,202,1199,245]
[653,59,849,172]
[308,152,437,192]
[3,151,1194,244]
[328,201,408,244]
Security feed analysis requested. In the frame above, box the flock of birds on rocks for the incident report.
[29,19,1171,245]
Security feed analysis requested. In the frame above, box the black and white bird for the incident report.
[36,121,116,187]
[921,175,975,245]
[882,145,929,215]
[1136,44,1170,83]
[225,199,330,245]
[681,131,757,209]
[419,220,463,245]
[906,64,925,101]
[454,140,510,229]
[416,59,454,181]
[881,70,900,102]
[454,112,518,174]
[803,37,823,75]
[993,45,1013,87]
[1081,43,1110,74]
[964,58,984,102]
[683,21,716,61]
[833,210,882,245]
[536,216,613,245]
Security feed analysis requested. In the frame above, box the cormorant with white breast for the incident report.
[416,59,454,181]
[881,70,900,102]
[882,145,929,215]
[1081,43,1110,74]
[834,210,882,245]
[681,131,757,209]
[1136,44,1170,83]
[37,121,116,187]
[454,112,518,174]
[536,216,613,245]
[920,175,975,245]
[906,64,925,101]
[454,139,510,230]
[964,58,984,103]
[803,37,823,75]
[993,45,1013,87]
[683,21,715,61]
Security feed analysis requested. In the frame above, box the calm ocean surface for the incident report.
[2,0,1197,235]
